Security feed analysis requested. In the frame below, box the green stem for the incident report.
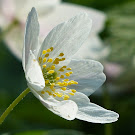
[0,88,30,125]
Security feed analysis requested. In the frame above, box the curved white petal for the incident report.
[76,102,119,123]
[38,13,92,59]
[26,51,45,91]
[67,59,106,96]
[23,8,40,71]
[39,3,106,38]
[73,35,110,60]
[3,2,106,61]
[29,87,78,120]
[69,92,119,123]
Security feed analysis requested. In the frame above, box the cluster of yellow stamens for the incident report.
[38,47,78,100]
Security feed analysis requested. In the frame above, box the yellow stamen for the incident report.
[62,66,67,68]
[42,64,46,68]
[48,58,53,62]
[41,91,45,94]
[68,82,72,85]
[56,77,60,81]
[64,79,69,81]
[67,68,72,70]
[51,65,55,70]
[59,68,64,72]
[61,58,65,61]
[48,70,54,74]
[64,95,69,100]
[71,89,76,93]
[45,54,49,57]
[69,71,73,74]
[38,57,42,63]
[47,48,51,52]
[50,83,55,89]
[47,67,50,71]
[53,94,56,97]
[46,90,52,95]
[59,83,64,86]
[57,82,61,85]
[43,58,47,63]
[56,93,63,97]
[63,82,68,86]
[42,50,47,54]
[52,89,56,92]
[59,53,64,56]
[69,93,74,96]
[61,87,66,91]
[45,80,49,84]
[50,47,53,51]
[74,81,78,84]
[60,75,64,78]
[65,72,70,77]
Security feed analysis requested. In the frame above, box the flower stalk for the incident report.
[0,88,30,125]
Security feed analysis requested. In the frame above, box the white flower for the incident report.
[0,0,108,60]
[23,8,118,123]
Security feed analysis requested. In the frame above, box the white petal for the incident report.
[29,87,78,120]
[26,51,45,91]
[73,35,110,60]
[38,13,92,59]
[67,59,106,96]
[69,92,119,123]
[23,7,40,71]
[76,102,119,123]
[39,3,106,38]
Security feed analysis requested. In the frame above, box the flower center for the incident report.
[38,47,78,100]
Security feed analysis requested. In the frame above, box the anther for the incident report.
[59,68,64,72]
[67,68,72,70]
[69,93,74,96]
[43,58,47,63]
[60,75,64,78]
[48,58,53,62]
[64,95,69,100]
[69,71,73,74]
[47,48,51,52]
[74,81,78,84]
[43,64,46,68]
[45,80,49,84]
[48,70,54,74]
[64,79,69,81]
[51,65,55,70]
[63,82,68,86]
[45,54,49,57]
[61,58,65,61]
[61,87,66,91]
[68,82,72,85]
[62,66,67,68]
[56,77,60,81]
[41,91,45,94]
[65,72,70,77]
[56,93,63,97]
[42,50,47,54]
[59,53,64,56]
[50,47,53,51]
[71,89,76,93]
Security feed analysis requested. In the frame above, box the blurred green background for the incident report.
[0,0,135,135]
